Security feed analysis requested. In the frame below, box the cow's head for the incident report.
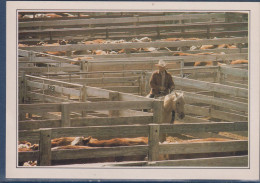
[71,136,92,146]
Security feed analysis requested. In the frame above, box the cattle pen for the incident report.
[17,11,249,167]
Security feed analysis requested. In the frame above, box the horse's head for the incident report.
[164,92,185,119]
[174,92,185,119]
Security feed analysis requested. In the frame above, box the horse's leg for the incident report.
[171,111,175,124]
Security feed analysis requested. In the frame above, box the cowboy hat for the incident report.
[155,60,167,67]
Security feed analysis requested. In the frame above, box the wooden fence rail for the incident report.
[106,155,248,167]
[19,13,226,28]
[19,22,247,41]
[184,104,247,121]
[146,155,248,167]
[19,116,154,131]
[184,91,248,112]
[173,76,248,98]
[23,74,154,101]
[19,22,247,34]
[19,99,160,136]
[220,66,248,78]
[159,140,247,155]
[18,49,76,63]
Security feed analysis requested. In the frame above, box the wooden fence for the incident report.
[18,12,247,42]
[19,99,161,131]
[20,63,248,123]
[20,74,153,101]
[19,73,156,123]
[19,13,227,28]
[172,75,248,122]
[18,121,248,166]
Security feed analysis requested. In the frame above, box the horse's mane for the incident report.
[163,92,184,112]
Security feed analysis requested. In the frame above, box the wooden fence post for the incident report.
[153,100,165,142]
[225,12,233,32]
[81,85,87,117]
[105,28,109,39]
[38,129,52,166]
[206,25,210,39]
[29,51,36,62]
[19,73,27,120]
[18,76,23,104]
[80,60,86,79]
[22,72,27,103]
[153,100,164,124]
[217,67,225,84]
[145,72,152,95]
[180,60,184,77]
[148,124,160,162]
[109,91,119,117]
[156,27,160,39]
[61,102,71,127]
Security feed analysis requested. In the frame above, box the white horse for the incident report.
[159,92,185,124]
[146,91,185,124]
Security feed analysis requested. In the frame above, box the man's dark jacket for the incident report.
[149,70,175,95]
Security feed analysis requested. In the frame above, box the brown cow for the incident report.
[81,136,148,147]
[173,52,193,56]
[194,61,213,67]
[44,51,66,56]
[217,44,237,49]
[45,13,62,18]
[200,45,218,50]
[230,59,248,65]
[118,48,139,53]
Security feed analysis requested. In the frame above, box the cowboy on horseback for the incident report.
[148,60,176,123]
[148,60,175,98]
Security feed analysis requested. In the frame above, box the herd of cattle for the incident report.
[19,36,248,67]
[18,13,90,19]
